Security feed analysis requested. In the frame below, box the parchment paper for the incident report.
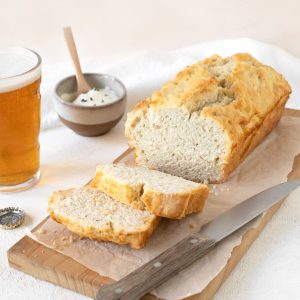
[30,116,300,300]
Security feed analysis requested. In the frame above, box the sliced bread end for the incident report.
[48,187,160,249]
[91,164,209,219]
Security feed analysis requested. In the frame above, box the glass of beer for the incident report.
[0,47,41,192]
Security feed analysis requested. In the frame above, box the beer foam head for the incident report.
[0,47,41,93]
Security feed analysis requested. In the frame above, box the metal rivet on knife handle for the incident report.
[153,262,162,268]
[96,179,300,300]
[114,288,123,294]
[190,238,198,244]
[96,233,216,300]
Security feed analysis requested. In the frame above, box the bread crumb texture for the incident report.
[91,164,209,219]
[48,187,160,249]
[125,53,291,183]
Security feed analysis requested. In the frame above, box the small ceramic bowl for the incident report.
[53,73,127,136]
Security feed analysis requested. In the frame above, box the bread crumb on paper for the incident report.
[189,223,197,229]
[37,227,46,234]
[52,239,59,250]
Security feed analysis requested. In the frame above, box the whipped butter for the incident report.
[62,87,118,106]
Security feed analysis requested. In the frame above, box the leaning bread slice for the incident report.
[48,187,160,249]
[90,164,209,219]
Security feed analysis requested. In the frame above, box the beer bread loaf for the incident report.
[90,164,209,219]
[48,187,160,249]
[125,53,291,183]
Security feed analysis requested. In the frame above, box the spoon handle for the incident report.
[63,27,90,93]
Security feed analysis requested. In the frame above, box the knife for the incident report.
[96,179,300,300]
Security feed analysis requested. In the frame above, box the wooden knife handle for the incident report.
[96,232,216,300]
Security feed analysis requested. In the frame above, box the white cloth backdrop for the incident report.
[41,37,300,130]
[1,38,300,300]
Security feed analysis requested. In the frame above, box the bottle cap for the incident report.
[0,207,25,229]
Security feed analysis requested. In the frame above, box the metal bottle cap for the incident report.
[0,207,25,229]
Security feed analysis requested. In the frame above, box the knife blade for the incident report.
[96,179,300,300]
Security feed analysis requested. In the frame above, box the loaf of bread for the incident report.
[48,187,160,249]
[125,53,291,183]
[90,164,209,219]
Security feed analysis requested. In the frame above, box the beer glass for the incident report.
[0,47,41,192]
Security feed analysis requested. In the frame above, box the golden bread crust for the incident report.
[48,189,160,249]
[141,186,209,219]
[220,93,288,181]
[90,171,146,210]
[125,53,292,182]
[90,166,209,219]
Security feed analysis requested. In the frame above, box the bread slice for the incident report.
[48,187,160,249]
[125,53,291,183]
[90,164,209,219]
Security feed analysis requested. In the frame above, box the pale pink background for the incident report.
[0,0,299,64]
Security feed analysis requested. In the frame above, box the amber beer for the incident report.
[0,48,41,192]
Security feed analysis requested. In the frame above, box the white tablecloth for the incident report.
[1,38,300,300]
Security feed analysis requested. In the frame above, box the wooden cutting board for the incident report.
[7,109,300,300]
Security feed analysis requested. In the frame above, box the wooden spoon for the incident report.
[63,27,90,96]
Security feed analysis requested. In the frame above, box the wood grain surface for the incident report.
[7,109,300,300]
[97,233,216,300]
